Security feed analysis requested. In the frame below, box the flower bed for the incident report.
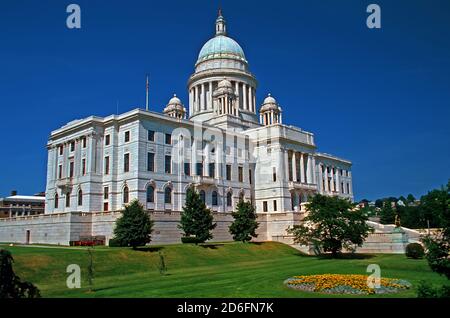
[285,274,411,295]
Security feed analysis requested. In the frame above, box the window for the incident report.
[273,167,277,182]
[82,137,87,148]
[165,133,172,145]
[124,153,130,173]
[328,180,331,191]
[66,192,71,208]
[200,190,206,204]
[54,194,59,209]
[347,183,350,194]
[146,186,155,203]
[69,162,74,178]
[70,142,75,152]
[249,169,252,185]
[273,200,277,212]
[209,163,215,178]
[59,146,63,155]
[165,155,171,174]
[184,162,191,176]
[104,156,110,175]
[212,191,218,206]
[147,153,155,172]
[238,166,243,183]
[341,182,344,194]
[125,131,130,143]
[123,186,129,204]
[103,202,109,212]
[196,162,203,176]
[104,187,109,200]
[164,187,172,204]
[226,165,232,181]
[263,201,268,212]
[81,159,86,175]
[78,189,83,206]
[105,134,111,146]
[58,164,63,179]
[148,130,155,142]
[226,192,232,207]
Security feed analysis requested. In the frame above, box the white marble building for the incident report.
[0,11,353,246]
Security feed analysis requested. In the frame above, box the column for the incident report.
[291,152,297,182]
[248,85,253,112]
[194,86,199,112]
[191,139,197,176]
[319,164,323,193]
[279,112,283,124]
[300,153,305,183]
[201,83,205,110]
[208,82,213,110]
[284,150,290,181]
[243,83,248,110]
[312,156,317,185]
[253,88,256,113]
[235,82,240,108]
[260,114,263,124]
[306,155,312,185]
[189,89,193,117]
[335,167,340,193]
[324,166,329,192]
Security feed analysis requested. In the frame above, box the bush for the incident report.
[181,236,200,244]
[405,243,425,259]
[417,281,450,298]
[108,238,122,247]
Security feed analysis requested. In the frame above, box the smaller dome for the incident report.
[164,94,185,115]
[260,94,281,113]
[218,79,232,89]
[168,94,182,106]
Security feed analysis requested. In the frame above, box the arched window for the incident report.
[78,189,83,206]
[212,191,218,206]
[226,192,232,207]
[123,186,129,204]
[54,193,59,209]
[200,190,206,204]
[165,187,172,204]
[146,185,155,203]
[65,191,71,208]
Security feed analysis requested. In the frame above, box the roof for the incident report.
[0,195,46,203]
[197,35,247,64]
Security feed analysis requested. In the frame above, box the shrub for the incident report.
[108,238,122,247]
[181,236,200,244]
[417,281,450,298]
[405,243,425,259]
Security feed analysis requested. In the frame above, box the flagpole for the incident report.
[146,75,149,111]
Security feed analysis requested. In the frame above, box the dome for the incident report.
[260,94,281,113]
[168,94,182,106]
[164,94,185,114]
[263,94,277,105]
[197,35,247,64]
[218,79,232,88]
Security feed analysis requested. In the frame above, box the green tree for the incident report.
[113,199,154,249]
[379,201,396,224]
[179,188,217,244]
[229,200,259,243]
[0,249,41,298]
[287,195,373,257]
[407,194,416,204]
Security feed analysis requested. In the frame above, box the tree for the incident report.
[112,199,154,249]
[0,249,41,298]
[407,194,416,204]
[179,188,217,244]
[379,201,396,224]
[287,195,373,257]
[229,200,259,243]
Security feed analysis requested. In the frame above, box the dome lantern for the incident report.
[164,94,186,119]
[260,94,283,126]
[216,8,227,36]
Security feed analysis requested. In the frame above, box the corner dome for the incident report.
[260,94,281,113]
[197,35,247,65]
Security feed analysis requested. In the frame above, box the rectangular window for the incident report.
[273,200,277,212]
[104,156,110,175]
[124,153,130,173]
[226,165,232,181]
[238,166,243,183]
[196,162,204,176]
[125,131,130,143]
[184,162,191,176]
[273,167,277,182]
[341,182,344,194]
[104,187,109,200]
[82,159,86,175]
[209,163,215,178]
[82,137,87,148]
[148,130,155,142]
[59,146,63,155]
[105,134,111,146]
[165,155,171,174]
[165,133,172,145]
[58,164,63,179]
[147,153,154,172]
[70,142,75,152]
[249,169,252,185]
[103,202,109,212]
[69,162,74,178]
[263,201,268,212]
[347,183,350,194]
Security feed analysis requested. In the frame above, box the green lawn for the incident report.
[0,242,446,298]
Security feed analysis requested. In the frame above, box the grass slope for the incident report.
[1,242,447,298]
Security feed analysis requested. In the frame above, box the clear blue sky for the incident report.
[0,0,449,201]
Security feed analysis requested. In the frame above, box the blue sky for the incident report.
[0,0,449,201]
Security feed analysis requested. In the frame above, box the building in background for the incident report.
[0,191,45,218]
